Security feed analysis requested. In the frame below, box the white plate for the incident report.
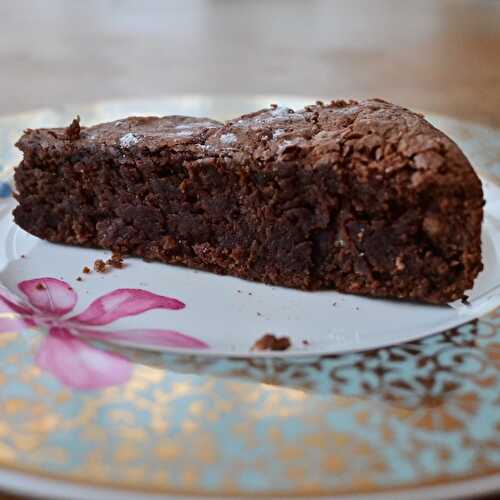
[1,97,500,358]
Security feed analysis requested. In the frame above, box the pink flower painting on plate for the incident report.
[0,278,208,390]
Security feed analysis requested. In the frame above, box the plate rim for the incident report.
[0,459,499,500]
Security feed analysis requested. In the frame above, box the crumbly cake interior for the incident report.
[13,99,484,303]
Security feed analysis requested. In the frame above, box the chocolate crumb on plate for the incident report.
[461,294,471,306]
[107,252,125,269]
[35,282,45,290]
[82,266,91,274]
[302,340,310,346]
[94,259,107,273]
[76,277,82,282]
[251,333,291,352]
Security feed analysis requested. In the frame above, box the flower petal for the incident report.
[69,289,185,326]
[36,327,132,390]
[18,278,77,316]
[76,328,209,349]
[0,290,34,316]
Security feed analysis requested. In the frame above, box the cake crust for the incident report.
[14,99,484,303]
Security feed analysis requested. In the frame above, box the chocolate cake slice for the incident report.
[13,99,483,304]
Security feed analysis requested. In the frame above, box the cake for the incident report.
[13,99,484,304]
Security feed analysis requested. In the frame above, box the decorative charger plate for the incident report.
[0,96,499,499]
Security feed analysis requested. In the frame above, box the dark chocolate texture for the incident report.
[13,99,484,303]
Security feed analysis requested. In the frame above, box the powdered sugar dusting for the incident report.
[234,107,306,129]
[176,121,218,130]
[198,144,216,154]
[284,113,305,122]
[279,139,296,150]
[119,133,140,148]
[220,133,237,145]
[271,106,292,117]
[176,130,193,137]
[271,107,305,122]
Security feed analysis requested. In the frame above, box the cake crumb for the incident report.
[332,302,336,306]
[251,333,291,352]
[107,252,125,269]
[65,116,81,141]
[35,282,45,290]
[20,254,26,259]
[82,266,91,274]
[461,295,471,306]
[302,340,310,346]
[94,259,107,273]
[76,277,82,282]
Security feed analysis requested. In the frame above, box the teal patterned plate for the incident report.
[0,96,499,499]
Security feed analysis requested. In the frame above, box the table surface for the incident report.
[0,1,499,499]
[1,0,500,128]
